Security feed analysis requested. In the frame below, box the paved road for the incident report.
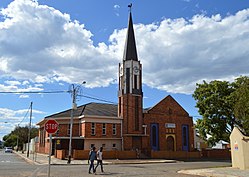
[6,161,230,177]
[0,149,232,177]
[0,149,38,177]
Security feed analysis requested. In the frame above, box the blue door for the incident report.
[151,124,159,151]
[182,125,189,151]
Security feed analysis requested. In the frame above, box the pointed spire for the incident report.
[123,11,138,61]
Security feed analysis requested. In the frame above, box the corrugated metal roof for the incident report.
[45,102,118,118]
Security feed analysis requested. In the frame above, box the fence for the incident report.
[55,149,230,160]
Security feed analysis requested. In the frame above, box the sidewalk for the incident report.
[14,151,176,165]
[14,151,249,177]
[178,168,249,177]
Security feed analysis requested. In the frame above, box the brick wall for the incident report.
[201,149,231,159]
[151,150,201,159]
[120,94,143,135]
[72,150,137,160]
[83,122,121,139]
[144,95,194,152]
[123,136,133,150]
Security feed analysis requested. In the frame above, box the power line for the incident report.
[17,104,31,126]
[0,89,196,117]
[79,94,117,104]
[0,90,68,94]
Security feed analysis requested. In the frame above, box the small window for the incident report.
[91,123,95,136]
[134,75,138,89]
[112,124,117,135]
[112,144,116,148]
[102,123,106,135]
[102,144,106,148]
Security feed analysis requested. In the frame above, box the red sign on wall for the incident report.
[44,119,59,134]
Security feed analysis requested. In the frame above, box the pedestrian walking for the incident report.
[88,146,97,174]
[94,147,104,173]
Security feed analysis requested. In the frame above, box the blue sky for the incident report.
[1,0,249,140]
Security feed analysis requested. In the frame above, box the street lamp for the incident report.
[67,81,86,164]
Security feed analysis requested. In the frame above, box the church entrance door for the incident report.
[166,136,174,151]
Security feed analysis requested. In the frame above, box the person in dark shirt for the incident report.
[88,146,96,174]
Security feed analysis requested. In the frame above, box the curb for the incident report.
[14,151,41,165]
[14,152,177,166]
[105,159,177,165]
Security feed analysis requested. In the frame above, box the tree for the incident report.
[193,76,249,145]
[3,134,18,148]
[231,76,249,135]
[3,125,38,149]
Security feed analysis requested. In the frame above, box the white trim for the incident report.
[79,115,122,119]
[46,137,84,140]
[37,116,122,125]
[81,118,122,124]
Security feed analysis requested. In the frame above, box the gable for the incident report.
[147,95,189,116]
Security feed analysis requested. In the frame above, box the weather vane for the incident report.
[128,3,132,12]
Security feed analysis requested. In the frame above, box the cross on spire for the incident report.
[128,3,132,12]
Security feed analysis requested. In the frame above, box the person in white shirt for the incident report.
[94,147,104,173]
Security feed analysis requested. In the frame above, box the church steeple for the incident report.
[123,11,138,61]
[118,5,144,150]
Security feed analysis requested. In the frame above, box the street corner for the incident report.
[13,151,41,165]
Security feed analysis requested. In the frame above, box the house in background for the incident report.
[194,128,208,151]
[212,140,230,149]
[36,10,194,157]
[193,129,230,151]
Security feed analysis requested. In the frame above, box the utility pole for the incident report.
[27,102,33,158]
[67,85,76,164]
[67,82,86,164]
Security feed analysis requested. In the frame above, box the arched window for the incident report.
[152,126,157,146]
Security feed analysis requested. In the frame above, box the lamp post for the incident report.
[67,81,86,164]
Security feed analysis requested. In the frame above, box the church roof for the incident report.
[44,102,118,119]
[144,95,190,116]
[123,12,138,61]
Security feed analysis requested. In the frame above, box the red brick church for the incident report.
[36,10,194,157]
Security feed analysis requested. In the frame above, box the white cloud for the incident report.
[4,80,21,86]
[0,0,117,89]
[114,5,120,17]
[109,9,249,93]
[114,5,120,9]
[22,81,30,85]
[0,107,45,138]
[0,81,44,92]
[19,94,29,98]
[1,0,249,94]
